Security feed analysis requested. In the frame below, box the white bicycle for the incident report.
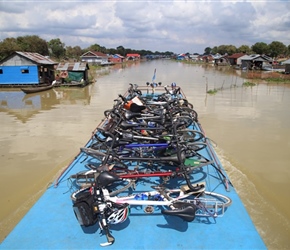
[71,171,232,246]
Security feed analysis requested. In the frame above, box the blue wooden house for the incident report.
[0,51,58,86]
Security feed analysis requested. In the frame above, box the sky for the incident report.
[0,0,289,54]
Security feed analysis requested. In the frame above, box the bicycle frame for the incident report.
[102,187,200,207]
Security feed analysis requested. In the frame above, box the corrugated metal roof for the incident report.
[281,59,290,65]
[81,51,108,57]
[228,53,245,59]
[240,54,272,62]
[56,62,89,71]
[16,51,57,65]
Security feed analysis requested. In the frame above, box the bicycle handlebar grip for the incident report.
[118,94,128,103]
[172,120,186,133]
[183,171,205,192]
[97,128,114,139]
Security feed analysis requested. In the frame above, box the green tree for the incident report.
[16,35,49,55]
[226,45,237,55]
[0,35,48,60]
[251,42,269,55]
[117,46,125,56]
[0,37,21,59]
[66,46,82,60]
[268,41,287,58]
[211,46,218,54]
[89,44,101,52]
[215,45,237,55]
[48,38,66,59]
[204,47,212,55]
[106,48,117,55]
[237,45,252,54]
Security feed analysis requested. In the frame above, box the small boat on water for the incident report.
[0,84,266,249]
[21,85,53,94]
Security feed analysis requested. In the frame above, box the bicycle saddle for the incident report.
[124,111,142,120]
[96,171,120,187]
[120,121,146,129]
[162,202,197,222]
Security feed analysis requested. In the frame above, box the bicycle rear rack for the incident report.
[183,198,227,218]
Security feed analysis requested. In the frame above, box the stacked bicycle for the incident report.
[68,83,232,246]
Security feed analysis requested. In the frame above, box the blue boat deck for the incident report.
[0,86,266,249]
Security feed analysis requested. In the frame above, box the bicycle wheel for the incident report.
[174,116,193,128]
[184,142,207,152]
[177,129,205,142]
[178,99,194,109]
[177,107,198,122]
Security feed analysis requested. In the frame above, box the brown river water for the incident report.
[0,60,289,249]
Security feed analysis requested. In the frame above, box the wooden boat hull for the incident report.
[21,85,53,94]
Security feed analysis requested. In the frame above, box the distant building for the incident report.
[126,54,140,60]
[282,59,290,74]
[109,54,125,63]
[239,54,273,70]
[227,53,245,66]
[80,51,109,65]
[0,51,57,86]
[213,54,230,66]
[176,54,186,60]
[199,54,214,63]
[56,62,90,82]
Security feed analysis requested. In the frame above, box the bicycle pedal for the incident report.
[180,182,206,193]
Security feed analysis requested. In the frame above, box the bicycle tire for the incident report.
[177,129,205,142]
[177,107,198,122]
[174,116,193,128]
[184,142,207,152]
[104,109,113,118]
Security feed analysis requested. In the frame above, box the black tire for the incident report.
[185,142,207,152]
[177,129,205,142]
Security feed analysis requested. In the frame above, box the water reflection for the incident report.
[0,87,92,122]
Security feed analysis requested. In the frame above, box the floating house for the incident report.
[109,54,125,64]
[176,54,186,60]
[227,53,245,66]
[126,53,141,60]
[240,54,273,70]
[213,54,230,66]
[80,51,109,65]
[281,59,290,74]
[199,54,214,63]
[56,62,90,83]
[0,51,58,87]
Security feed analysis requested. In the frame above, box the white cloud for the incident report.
[0,0,289,54]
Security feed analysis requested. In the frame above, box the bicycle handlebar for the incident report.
[118,94,128,103]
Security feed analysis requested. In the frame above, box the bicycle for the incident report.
[91,126,207,153]
[71,171,232,246]
[70,154,212,194]
[80,137,210,172]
